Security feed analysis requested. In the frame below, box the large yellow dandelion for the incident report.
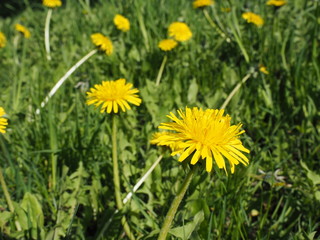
[152,107,250,173]
[86,79,142,114]
[168,22,192,42]
[266,0,287,6]
[0,108,8,134]
[91,33,113,56]
[242,12,264,27]
[158,39,178,51]
[42,0,62,8]
[193,0,214,8]
[113,14,130,32]
[15,24,31,39]
[0,32,6,48]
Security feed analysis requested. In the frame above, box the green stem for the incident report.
[0,167,22,231]
[45,9,52,60]
[203,9,230,42]
[158,166,197,240]
[111,115,135,240]
[220,73,251,109]
[155,55,168,87]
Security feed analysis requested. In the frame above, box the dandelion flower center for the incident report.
[42,0,62,8]
[113,14,130,32]
[266,0,287,6]
[86,78,142,114]
[91,33,113,56]
[0,107,8,134]
[242,12,264,27]
[0,32,6,48]
[15,24,31,39]
[158,39,178,51]
[152,107,250,173]
[193,0,214,8]
[168,22,192,42]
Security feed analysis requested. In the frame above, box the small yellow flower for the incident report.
[15,24,31,39]
[266,0,287,6]
[152,107,250,173]
[113,14,130,32]
[193,0,214,8]
[86,79,142,114]
[0,32,6,48]
[42,0,62,8]
[91,33,113,56]
[168,22,192,42]
[158,39,178,51]
[242,12,264,27]
[0,107,8,134]
[259,66,269,75]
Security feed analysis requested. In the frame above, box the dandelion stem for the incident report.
[203,9,230,42]
[45,9,53,60]
[0,167,22,231]
[112,115,135,240]
[155,55,168,87]
[36,49,97,114]
[158,165,197,240]
[220,73,251,109]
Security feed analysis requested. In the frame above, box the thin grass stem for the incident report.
[158,165,197,240]
[203,9,230,42]
[112,115,135,240]
[0,167,22,231]
[155,55,168,87]
[36,49,97,114]
[45,9,53,60]
[220,73,251,109]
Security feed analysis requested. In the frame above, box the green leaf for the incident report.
[300,161,320,185]
[187,78,198,104]
[169,210,204,240]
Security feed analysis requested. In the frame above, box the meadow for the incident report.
[0,0,320,239]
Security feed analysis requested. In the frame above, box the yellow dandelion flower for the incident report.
[266,0,287,6]
[158,39,178,51]
[152,107,250,173]
[0,32,6,48]
[168,22,192,42]
[86,78,142,114]
[151,132,182,154]
[259,66,269,75]
[193,0,214,8]
[91,33,113,56]
[113,14,130,32]
[0,107,8,134]
[15,24,31,39]
[242,12,264,27]
[42,0,62,8]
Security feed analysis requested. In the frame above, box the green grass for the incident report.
[0,0,320,239]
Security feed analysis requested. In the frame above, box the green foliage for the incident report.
[0,0,320,239]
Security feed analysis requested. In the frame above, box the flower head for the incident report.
[15,24,31,39]
[86,78,142,114]
[193,0,214,8]
[266,0,287,6]
[152,107,250,173]
[91,33,113,56]
[42,0,62,8]
[113,14,130,32]
[168,22,192,42]
[158,39,178,51]
[242,12,264,27]
[0,32,6,48]
[151,132,181,153]
[0,107,8,134]
[259,65,269,75]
